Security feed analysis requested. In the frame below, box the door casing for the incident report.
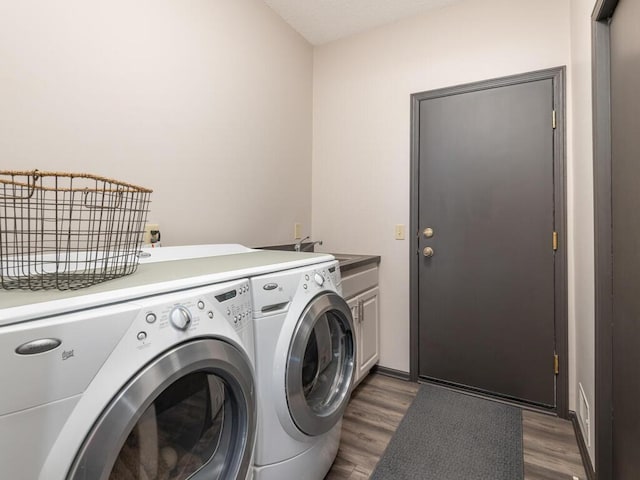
[408,67,569,418]
[592,2,616,477]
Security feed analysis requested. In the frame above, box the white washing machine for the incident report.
[0,268,257,480]
[250,260,356,480]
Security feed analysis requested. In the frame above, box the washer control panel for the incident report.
[132,279,252,348]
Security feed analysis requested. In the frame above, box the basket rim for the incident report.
[0,170,153,193]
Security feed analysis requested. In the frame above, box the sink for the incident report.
[258,245,358,263]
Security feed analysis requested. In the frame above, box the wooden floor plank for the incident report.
[524,462,577,480]
[324,456,356,480]
[325,373,587,480]
[522,410,585,478]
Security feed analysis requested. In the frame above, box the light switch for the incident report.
[294,223,302,240]
[395,224,405,240]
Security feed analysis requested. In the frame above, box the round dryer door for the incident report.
[286,291,355,436]
[68,339,256,480]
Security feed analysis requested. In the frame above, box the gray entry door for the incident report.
[610,0,640,476]
[416,76,558,407]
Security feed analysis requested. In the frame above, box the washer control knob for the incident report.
[145,313,157,324]
[170,306,191,331]
[137,331,147,341]
[314,273,324,286]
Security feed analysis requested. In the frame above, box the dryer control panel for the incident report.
[300,261,340,295]
[251,260,341,316]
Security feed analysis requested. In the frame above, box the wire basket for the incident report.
[0,170,153,291]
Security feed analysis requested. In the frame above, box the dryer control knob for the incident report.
[314,273,325,286]
[170,306,192,331]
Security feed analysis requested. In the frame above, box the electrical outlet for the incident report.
[294,223,302,240]
[395,224,405,240]
[144,223,160,245]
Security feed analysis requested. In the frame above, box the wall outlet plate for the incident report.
[294,223,302,240]
[144,223,160,245]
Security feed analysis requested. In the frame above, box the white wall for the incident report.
[569,0,596,463]
[312,0,574,379]
[0,0,313,247]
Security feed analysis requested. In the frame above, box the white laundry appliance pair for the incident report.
[0,245,355,480]
[141,245,357,480]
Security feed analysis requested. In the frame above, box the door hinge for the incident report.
[552,231,558,251]
[554,354,559,375]
[552,110,557,129]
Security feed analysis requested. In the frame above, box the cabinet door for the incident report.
[357,287,379,380]
[347,295,362,385]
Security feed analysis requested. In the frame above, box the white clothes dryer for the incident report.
[0,273,256,480]
[250,260,356,480]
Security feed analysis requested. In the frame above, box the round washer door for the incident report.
[286,291,355,436]
[68,339,256,480]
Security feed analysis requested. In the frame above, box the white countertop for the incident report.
[0,248,334,327]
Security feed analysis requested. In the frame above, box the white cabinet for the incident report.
[351,287,379,385]
[342,264,379,386]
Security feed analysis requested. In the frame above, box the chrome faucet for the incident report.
[294,236,310,252]
[304,240,323,252]
[294,236,323,252]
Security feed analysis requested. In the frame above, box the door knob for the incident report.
[423,247,434,257]
[423,227,434,238]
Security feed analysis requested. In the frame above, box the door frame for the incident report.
[408,67,568,418]
[592,1,618,478]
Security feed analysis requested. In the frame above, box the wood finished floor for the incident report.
[325,373,586,480]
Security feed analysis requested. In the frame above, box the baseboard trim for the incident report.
[371,365,411,381]
[569,411,595,480]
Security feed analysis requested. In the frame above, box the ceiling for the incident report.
[263,0,466,45]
